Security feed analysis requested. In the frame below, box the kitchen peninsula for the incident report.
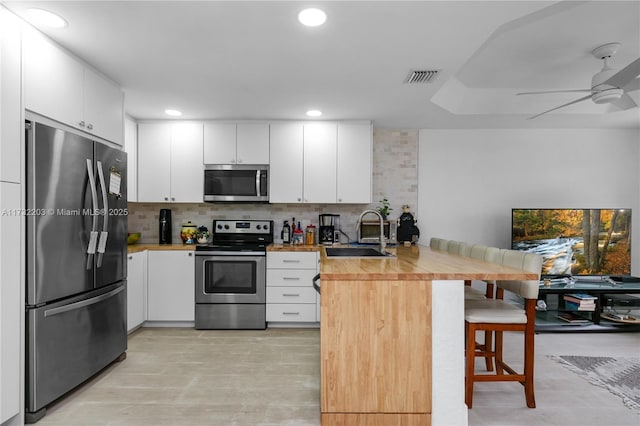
[318,245,539,426]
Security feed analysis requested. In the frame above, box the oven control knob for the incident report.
[256,225,262,230]
[263,224,269,231]
[224,224,230,230]
[217,224,223,230]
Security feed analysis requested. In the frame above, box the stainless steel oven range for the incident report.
[195,220,273,329]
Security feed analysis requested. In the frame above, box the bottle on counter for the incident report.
[282,220,291,244]
[305,224,316,245]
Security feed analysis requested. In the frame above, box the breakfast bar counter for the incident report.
[318,245,538,426]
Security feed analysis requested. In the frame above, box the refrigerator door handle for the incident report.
[44,285,125,317]
[96,161,109,267]
[86,159,99,270]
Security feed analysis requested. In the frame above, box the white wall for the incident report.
[417,128,640,275]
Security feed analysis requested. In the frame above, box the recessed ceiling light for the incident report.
[306,110,322,117]
[298,8,327,27]
[27,8,67,28]
[164,109,182,117]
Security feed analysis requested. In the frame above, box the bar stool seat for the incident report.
[465,299,526,323]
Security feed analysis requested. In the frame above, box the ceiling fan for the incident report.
[517,43,640,119]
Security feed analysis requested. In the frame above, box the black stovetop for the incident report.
[195,219,274,252]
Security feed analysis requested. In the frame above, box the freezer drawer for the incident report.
[26,282,127,415]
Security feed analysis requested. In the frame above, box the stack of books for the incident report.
[563,293,598,311]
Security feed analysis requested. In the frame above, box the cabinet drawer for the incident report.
[267,251,317,269]
[267,269,316,287]
[266,303,317,322]
[267,287,316,304]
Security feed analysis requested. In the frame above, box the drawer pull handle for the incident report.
[282,312,300,315]
[282,293,300,297]
[282,259,300,263]
[283,277,300,280]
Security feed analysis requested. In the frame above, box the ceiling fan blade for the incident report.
[527,94,593,119]
[517,89,591,95]
[604,57,640,88]
[609,93,638,111]
[622,78,640,92]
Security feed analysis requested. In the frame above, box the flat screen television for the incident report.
[511,208,631,277]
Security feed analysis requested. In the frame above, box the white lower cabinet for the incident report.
[147,251,195,321]
[266,251,319,323]
[127,251,146,332]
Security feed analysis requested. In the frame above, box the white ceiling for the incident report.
[5,0,640,129]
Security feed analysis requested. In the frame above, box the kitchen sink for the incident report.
[325,247,395,258]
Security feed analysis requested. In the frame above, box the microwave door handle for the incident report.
[255,170,261,196]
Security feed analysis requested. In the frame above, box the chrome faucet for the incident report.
[358,209,386,255]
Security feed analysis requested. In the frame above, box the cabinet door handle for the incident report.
[164,197,169,201]
[78,121,85,128]
[128,255,133,260]
[282,260,300,263]
[282,293,300,297]
[282,312,300,315]
[282,277,300,281]
[171,197,175,201]
[87,123,94,130]
[297,198,301,202]
[188,253,193,257]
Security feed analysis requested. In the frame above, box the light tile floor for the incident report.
[35,328,640,426]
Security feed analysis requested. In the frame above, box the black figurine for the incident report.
[397,204,420,244]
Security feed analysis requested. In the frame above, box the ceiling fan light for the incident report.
[592,88,623,104]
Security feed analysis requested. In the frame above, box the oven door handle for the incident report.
[195,251,267,256]
[312,273,321,295]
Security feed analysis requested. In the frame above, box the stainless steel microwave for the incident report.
[204,165,269,202]
[358,220,397,245]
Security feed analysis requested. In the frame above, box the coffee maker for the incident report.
[319,214,340,245]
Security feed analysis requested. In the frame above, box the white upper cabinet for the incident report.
[137,122,204,203]
[171,122,204,202]
[270,121,371,204]
[203,122,236,164]
[303,123,337,203]
[236,122,269,164]
[269,122,304,203]
[22,26,124,145]
[336,123,372,204]
[23,26,83,129]
[203,122,269,164]
[83,67,124,144]
[138,123,172,202]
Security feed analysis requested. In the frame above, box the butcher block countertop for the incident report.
[267,244,322,252]
[317,244,538,426]
[127,244,195,254]
[319,244,539,281]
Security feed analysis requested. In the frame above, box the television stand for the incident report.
[535,276,640,333]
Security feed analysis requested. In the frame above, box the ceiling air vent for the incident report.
[404,69,440,84]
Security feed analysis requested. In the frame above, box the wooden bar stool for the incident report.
[464,251,542,408]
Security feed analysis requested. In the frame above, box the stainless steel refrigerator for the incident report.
[25,121,128,423]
